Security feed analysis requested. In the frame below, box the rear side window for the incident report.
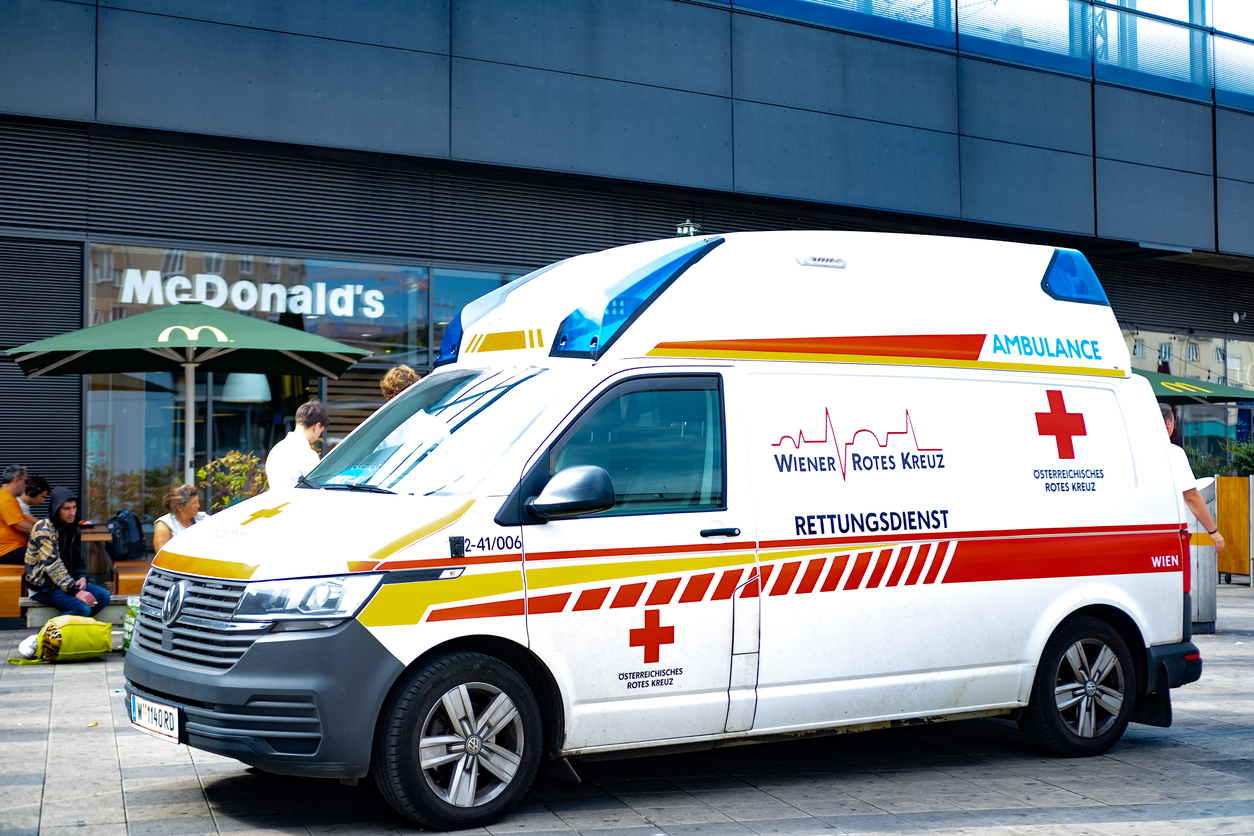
[551,377,725,515]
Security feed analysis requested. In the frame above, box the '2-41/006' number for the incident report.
[465,535,521,553]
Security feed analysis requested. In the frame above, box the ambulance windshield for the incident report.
[305,367,551,495]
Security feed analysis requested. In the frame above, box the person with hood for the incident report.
[24,487,111,617]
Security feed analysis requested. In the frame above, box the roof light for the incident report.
[433,312,464,367]
[1041,249,1109,306]
[551,237,724,359]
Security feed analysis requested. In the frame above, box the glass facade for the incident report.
[85,243,518,532]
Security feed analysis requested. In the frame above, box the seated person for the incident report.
[24,487,111,618]
[18,474,49,518]
[153,484,207,553]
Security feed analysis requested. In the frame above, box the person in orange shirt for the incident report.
[0,465,33,564]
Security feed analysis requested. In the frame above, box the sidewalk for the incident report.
[3,587,1254,836]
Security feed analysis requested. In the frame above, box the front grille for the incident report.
[134,568,264,670]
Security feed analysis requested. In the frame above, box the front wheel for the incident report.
[372,652,542,830]
[1018,615,1136,757]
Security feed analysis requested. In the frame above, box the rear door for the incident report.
[521,373,758,751]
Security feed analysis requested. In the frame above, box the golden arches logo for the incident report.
[157,325,230,343]
[1161,381,1214,394]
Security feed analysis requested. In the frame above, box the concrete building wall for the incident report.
[1,0,1248,255]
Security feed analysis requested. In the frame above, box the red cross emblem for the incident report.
[1036,390,1087,459]
[629,609,674,663]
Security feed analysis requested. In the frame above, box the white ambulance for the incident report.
[124,231,1202,830]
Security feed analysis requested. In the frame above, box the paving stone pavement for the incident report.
[3,585,1254,836]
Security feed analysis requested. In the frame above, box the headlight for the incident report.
[234,574,383,622]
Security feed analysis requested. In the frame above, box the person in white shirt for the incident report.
[1162,403,1224,553]
[265,399,328,489]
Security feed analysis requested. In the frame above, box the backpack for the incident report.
[8,615,112,664]
[106,510,145,561]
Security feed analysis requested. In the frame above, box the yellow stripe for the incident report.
[478,330,528,352]
[525,552,754,591]
[365,500,475,564]
[1190,532,1215,546]
[358,570,523,627]
[645,347,1127,378]
[153,551,259,580]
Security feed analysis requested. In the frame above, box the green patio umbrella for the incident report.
[7,302,371,484]
[1132,368,1254,405]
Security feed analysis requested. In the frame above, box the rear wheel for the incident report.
[372,652,542,829]
[1019,615,1136,757]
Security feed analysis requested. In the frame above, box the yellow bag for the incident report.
[8,615,112,665]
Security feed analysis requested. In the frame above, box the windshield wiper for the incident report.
[295,475,320,489]
[322,483,396,495]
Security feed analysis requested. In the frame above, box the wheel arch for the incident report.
[372,634,567,764]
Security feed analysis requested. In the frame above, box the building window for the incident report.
[1188,342,1199,362]
[1230,354,1242,371]
[238,254,252,275]
[160,248,186,276]
[268,256,282,281]
[1217,346,1227,363]
[202,252,225,274]
[1159,343,1172,362]
[1133,339,1144,358]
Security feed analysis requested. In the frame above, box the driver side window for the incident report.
[551,378,725,516]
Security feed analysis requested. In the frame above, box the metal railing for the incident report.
[720,0,1254,110]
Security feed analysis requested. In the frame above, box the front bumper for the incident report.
[1144,639,1203,694]
[124,618,404,778]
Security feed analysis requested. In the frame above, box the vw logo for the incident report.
[465,735,483,755]
[162,581,187,625]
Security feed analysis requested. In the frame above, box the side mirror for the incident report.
[526,465,615,519]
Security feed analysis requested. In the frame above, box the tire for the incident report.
[372,652,542,830]
[1018,615,1136,757]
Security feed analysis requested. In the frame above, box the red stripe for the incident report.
[923,542,949,584]
[646,578,682,606]
[759,522,1178,552]
[712,569,744,600]
[428,598,524,622]
[526,540,748,562]
[795,558,826,594]
[769,561,802,596]
[844,552,873,590]
[573,588,609,611]
[943,531,1182,584]
[904,544,930,586]
[864,549,893,588]
[611,582,646,608]
[653,334,987,361]
[529,592,570,614]
[820,555,848,592]
[679,573,715,603]
[886,546,911,587]
[740,565,775,598]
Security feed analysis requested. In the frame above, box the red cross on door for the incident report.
[1036,390,1086,459]
[629,609,675,663]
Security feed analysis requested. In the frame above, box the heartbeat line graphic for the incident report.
[771,408,942,481]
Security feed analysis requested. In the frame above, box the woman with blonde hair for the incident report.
[380,364,421,401]
[153,484,207,552]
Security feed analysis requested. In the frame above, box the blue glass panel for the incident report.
[1095,62,1213,102]
[433,310,463,367]
[959,33,1091,75]
[733,0,956,50]
[1041,249,1110,306]
[552,237,724,359]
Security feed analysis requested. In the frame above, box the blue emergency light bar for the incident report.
[551,237,724,360]
[1041,248,1109,307]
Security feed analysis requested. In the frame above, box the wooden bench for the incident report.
[19,595,133,628]
[112,560,152,596]
[0,565,23,619]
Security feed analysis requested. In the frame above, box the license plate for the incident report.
[130,694,180,744]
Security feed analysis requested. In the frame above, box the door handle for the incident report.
[700,527,741,538]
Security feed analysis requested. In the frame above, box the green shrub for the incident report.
[197,451,268,513]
